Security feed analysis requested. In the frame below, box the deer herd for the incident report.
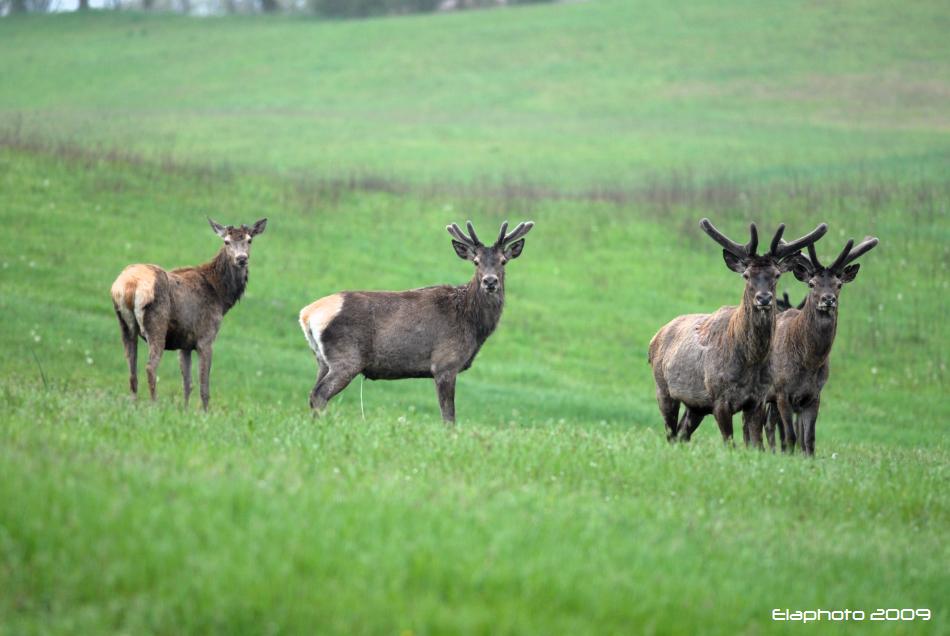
[110,215,878,456]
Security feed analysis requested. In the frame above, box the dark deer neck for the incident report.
[460,276,505,342]
[796,294,838,367]
[202,248,249,313]
[727,287,775,365]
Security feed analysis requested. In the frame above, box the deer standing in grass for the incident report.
[649,219,827,446]
[763,236,879,454]
[110,218,267,409]
[299,220,533,423]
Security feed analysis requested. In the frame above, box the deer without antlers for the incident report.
[649,218,827,446]
[763,235,879,454]
[110,217,267,409]
[299,220,534,423]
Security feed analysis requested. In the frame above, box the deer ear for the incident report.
[452,240,474,261]
[722,250,746,273]
[782,253,812,280]
[504,239,526,260]
[208,217,228,239]
[250,218,267,236]
[841,263,860,283]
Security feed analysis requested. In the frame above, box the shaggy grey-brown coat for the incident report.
[764,237,879,454]
[648,219,827,445]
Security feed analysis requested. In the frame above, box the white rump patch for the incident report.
[110,264,157,335]
[299,293,344,365]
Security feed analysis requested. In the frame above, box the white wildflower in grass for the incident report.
[871,367,878,375]
[28,261,36,268]
[256,370,262,377]
[85,356,93,365]
[34,335,41,343]
[397,416,407,424]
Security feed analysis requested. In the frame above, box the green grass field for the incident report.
[1,1,948,633]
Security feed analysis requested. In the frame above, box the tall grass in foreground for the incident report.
[1,384,947,634]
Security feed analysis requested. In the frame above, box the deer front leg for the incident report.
[765,402,785,452]
[179,350,193,407]
[774,395,796,454]
[197,344,213,411]
[434,371,457,424]
[800,397,820,456]
[712,402,735,445]
[656,387,680,443]
[742,405,766,450]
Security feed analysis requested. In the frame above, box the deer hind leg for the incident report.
[677,407,706,442]
[179,350,193,408]
[309,363,359,414]
[115,307,139,397]
[145,333,165,402]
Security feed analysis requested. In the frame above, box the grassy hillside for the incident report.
[1,1,948,633]
[0,0,948,184]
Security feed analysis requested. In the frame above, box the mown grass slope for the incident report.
[0,1,948,633]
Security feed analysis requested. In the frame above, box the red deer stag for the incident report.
[649,218,827,446]
[110,217,267,409]
[299,220,534,423]
[763,236,879,454]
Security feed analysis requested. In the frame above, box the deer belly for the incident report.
[365,340,435,379]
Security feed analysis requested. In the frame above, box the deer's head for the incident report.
[700,218,828,311]
[787,236,879,317]
[447,220,534,295]
[209,217,268,269]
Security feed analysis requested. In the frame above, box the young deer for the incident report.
[763,236,879,454]
[299,220,533,423]
[649,218,827,446]
[110,217,267,409]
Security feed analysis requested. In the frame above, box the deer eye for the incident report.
[472,258,479,265]
[225,239,231,245]
[742,272,749,280]
[501,257,508,265]
[808,281,815,288]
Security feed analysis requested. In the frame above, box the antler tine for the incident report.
[501,221,534,245]
[840,236,879,270]
[495,221,509,246]
[768,224,785,256]
[807,243,821,268]
[699,218,749,257]
[773,223,828,260]
[746,223,760,256]
[447,223,475,246]
[465,221,483,246]
[828,239,855,273]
